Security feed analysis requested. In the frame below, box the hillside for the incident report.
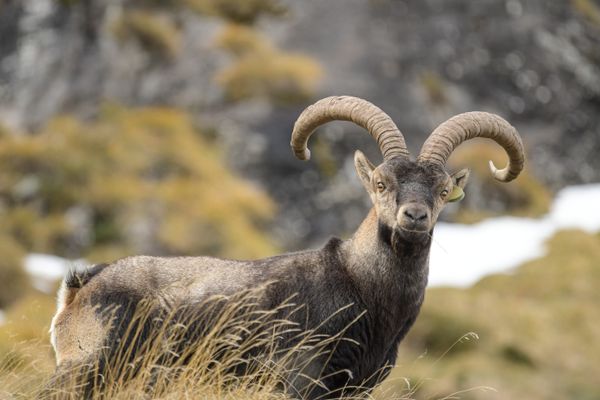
[1,0,599,250]
[1,229,598,398]
[0,1,599,398]
[376,229,600,399]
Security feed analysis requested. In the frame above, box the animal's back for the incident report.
[49,251,321,368]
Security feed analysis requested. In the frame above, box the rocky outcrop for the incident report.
[1,0,599,249]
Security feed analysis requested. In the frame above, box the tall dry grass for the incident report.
[4,289,389,400]
[0,287,496,400]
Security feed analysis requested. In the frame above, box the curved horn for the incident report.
[291,96,410,161]
[417,112,525,182]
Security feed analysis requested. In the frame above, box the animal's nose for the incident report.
[403,205,428,222]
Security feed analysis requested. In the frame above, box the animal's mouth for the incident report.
[397,225,430,234]
[392,224,431,247]
[397,219,431,235]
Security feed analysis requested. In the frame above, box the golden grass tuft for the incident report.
[112,10,181,59]
[1,289,409,399]
[0,106,277,264]
[215,23,322,103]
[0,233,29,309]
[0,286,502,400]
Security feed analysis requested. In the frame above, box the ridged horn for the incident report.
[417,111,525,182]
[290,96,410,161]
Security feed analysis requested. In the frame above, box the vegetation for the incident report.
[184,0,286,24]
[39,290,317,399]
[0,0,321,370]
[13,0,321,268]
[1,1,591,398]
[0,233,30,309]
[112,10,181,59]
[572,0,600,25]
[106,0,321,103]
[1,289,405,399]
[0,106,276,264]
[420,71,447,106]
[380,229,600,399]
[215,23,322,103]
[1,229,598,398]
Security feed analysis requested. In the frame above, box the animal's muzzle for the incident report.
[398,203,430,231]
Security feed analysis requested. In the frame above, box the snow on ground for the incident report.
[24,254,88,293]
[548,183,600,232]
[16,183,600,295]
[429,183,600,287]
[429,218,554,287]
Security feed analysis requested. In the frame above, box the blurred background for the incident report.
[0,0,599,398]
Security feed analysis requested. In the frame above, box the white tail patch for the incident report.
[49,280,69,357]
[49,277,81,361]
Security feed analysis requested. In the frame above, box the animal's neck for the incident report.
[342,208,431,315]
[345,208,432,274]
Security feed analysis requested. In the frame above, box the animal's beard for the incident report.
[392,226,433,251]
[391,229,401,255]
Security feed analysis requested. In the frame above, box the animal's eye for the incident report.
[440,189,449,198]
[376,182,386,192]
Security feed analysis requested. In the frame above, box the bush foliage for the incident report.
[0,106,276,263]
[0,234,29,309]
[184,0,286,24]
[112,10,181,59]
[215,23,322,103]
[107,1,321,102]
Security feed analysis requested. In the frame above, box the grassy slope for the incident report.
[378,229,600,400]
[1,229,599,398]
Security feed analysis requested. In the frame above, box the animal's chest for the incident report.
[321,291,424,389]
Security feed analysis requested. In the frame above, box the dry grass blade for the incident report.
[34,289,389,399]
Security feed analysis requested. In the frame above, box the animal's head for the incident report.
[290,96,525,243]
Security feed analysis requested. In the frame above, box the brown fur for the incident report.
[51,293,107,366]
[47,95,524,399]
[48,153,472,400]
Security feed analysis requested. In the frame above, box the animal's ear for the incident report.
[449,168,470,202]
[354,150,375,194]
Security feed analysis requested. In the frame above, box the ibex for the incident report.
[49,96,524,398]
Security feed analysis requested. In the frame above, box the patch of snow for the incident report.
[548,183,600,232]
[429,183,600,287]
[429,218,554,287]
[24,254,88,293]
[20,184,600,291]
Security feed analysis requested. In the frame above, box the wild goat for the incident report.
[48,96,524,398]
